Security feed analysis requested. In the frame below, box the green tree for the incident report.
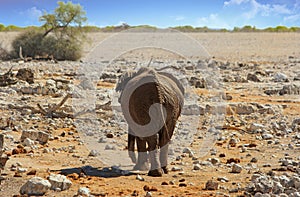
[0,24,5,31]
[275,26,289,32]
[11,1,87,60]
[40,1,87,39]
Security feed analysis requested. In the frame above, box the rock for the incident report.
[104,144,116,150]
[189,77,206,88]
[179,183,187,187]
[77,187,90,196]
[143,185,158,192]
[228,138,239,147]
[171,166,183,172]
[210,158,220,165]
[16,68,34,84]
[48,173,72,191]
[292,118,300,130]
[279,84,300,95]
[193,164,201,170]
[17,167,27,173]
[217,177,229,182]
[0,140,7,168]
[21,130,49,145]
[230,103,255,115]
[247,73,261,82]
[251,157,258,163]
[27,169,37,176]
[79,79,95,90]
[0,134,4,154]
[232,164,243,173]
[262,133,274,140]
[273,73,289,82]
[22,138,35,147]
[205,180,219,190]
[273,181,284,194]
[248,123,265,133]
[88,150,98,157]
[136,174,145,181]
[182,104,205,115]
[182,147,194,156]
[20,177,51,196]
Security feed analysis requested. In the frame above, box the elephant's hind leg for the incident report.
[147,134,163,177]
[133,137,149,171]
[160,143,169,174]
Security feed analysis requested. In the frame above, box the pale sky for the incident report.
[0,0,299,29]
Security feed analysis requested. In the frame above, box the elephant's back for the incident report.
[128,82,160,125]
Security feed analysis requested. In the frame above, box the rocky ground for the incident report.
[0,32,300,197]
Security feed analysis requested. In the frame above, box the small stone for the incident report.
[17,167,27,173]
[67,173,79,180]
[262,163,272,167]
[211,158,220,165]
[232,164,243,173]
[262,133,274,140]
[143,185,158,192]
[182,147,194,157]
[251,157,258,163]
[217,177,229,182]
[48,173,72,191]
[145,191,152,197]
[77,187,90,196]
[143,185,150,191]
[26,170,37,176]
[205,180,219,190]
[229,138,239,147]
[132,190,139,196]
[136,174,144,181]
[179,183,187,187]
[161,181,169,185]
[22,138,35,147]
[105,144,116,150]
[20,177,51,196]
[171,166,182,172]
[219,153,226,157]
[88,150,98,157]
[14,172,22,177]
[106,133,114,138]
[193,164,201,170]
[273,72,288,82]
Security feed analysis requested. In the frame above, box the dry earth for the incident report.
[0,32,299,197]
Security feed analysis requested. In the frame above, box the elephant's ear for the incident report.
[158,72,185,95]
[115,70,136,92]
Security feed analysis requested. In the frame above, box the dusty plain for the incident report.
[0,32,300,197]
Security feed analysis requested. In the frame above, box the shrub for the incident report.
[11,31,44,58]
[0,45,11,61]
[11,30,82,61]
[51,38,82,61]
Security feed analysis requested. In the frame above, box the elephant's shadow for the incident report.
[54,165,146,178]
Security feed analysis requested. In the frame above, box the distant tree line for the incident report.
[0,23,299,33]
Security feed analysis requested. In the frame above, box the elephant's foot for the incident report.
[133,162,149,171]
[148,169,163,177]
[162,166,168,174]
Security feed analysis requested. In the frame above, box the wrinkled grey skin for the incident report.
[116,67,184,176]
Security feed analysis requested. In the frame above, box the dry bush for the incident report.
[11,30,82,61]
[50,38,82,61]
[11,31,44,58]
[0,45,11,61]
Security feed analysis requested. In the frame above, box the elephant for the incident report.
[116,67,184,176]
